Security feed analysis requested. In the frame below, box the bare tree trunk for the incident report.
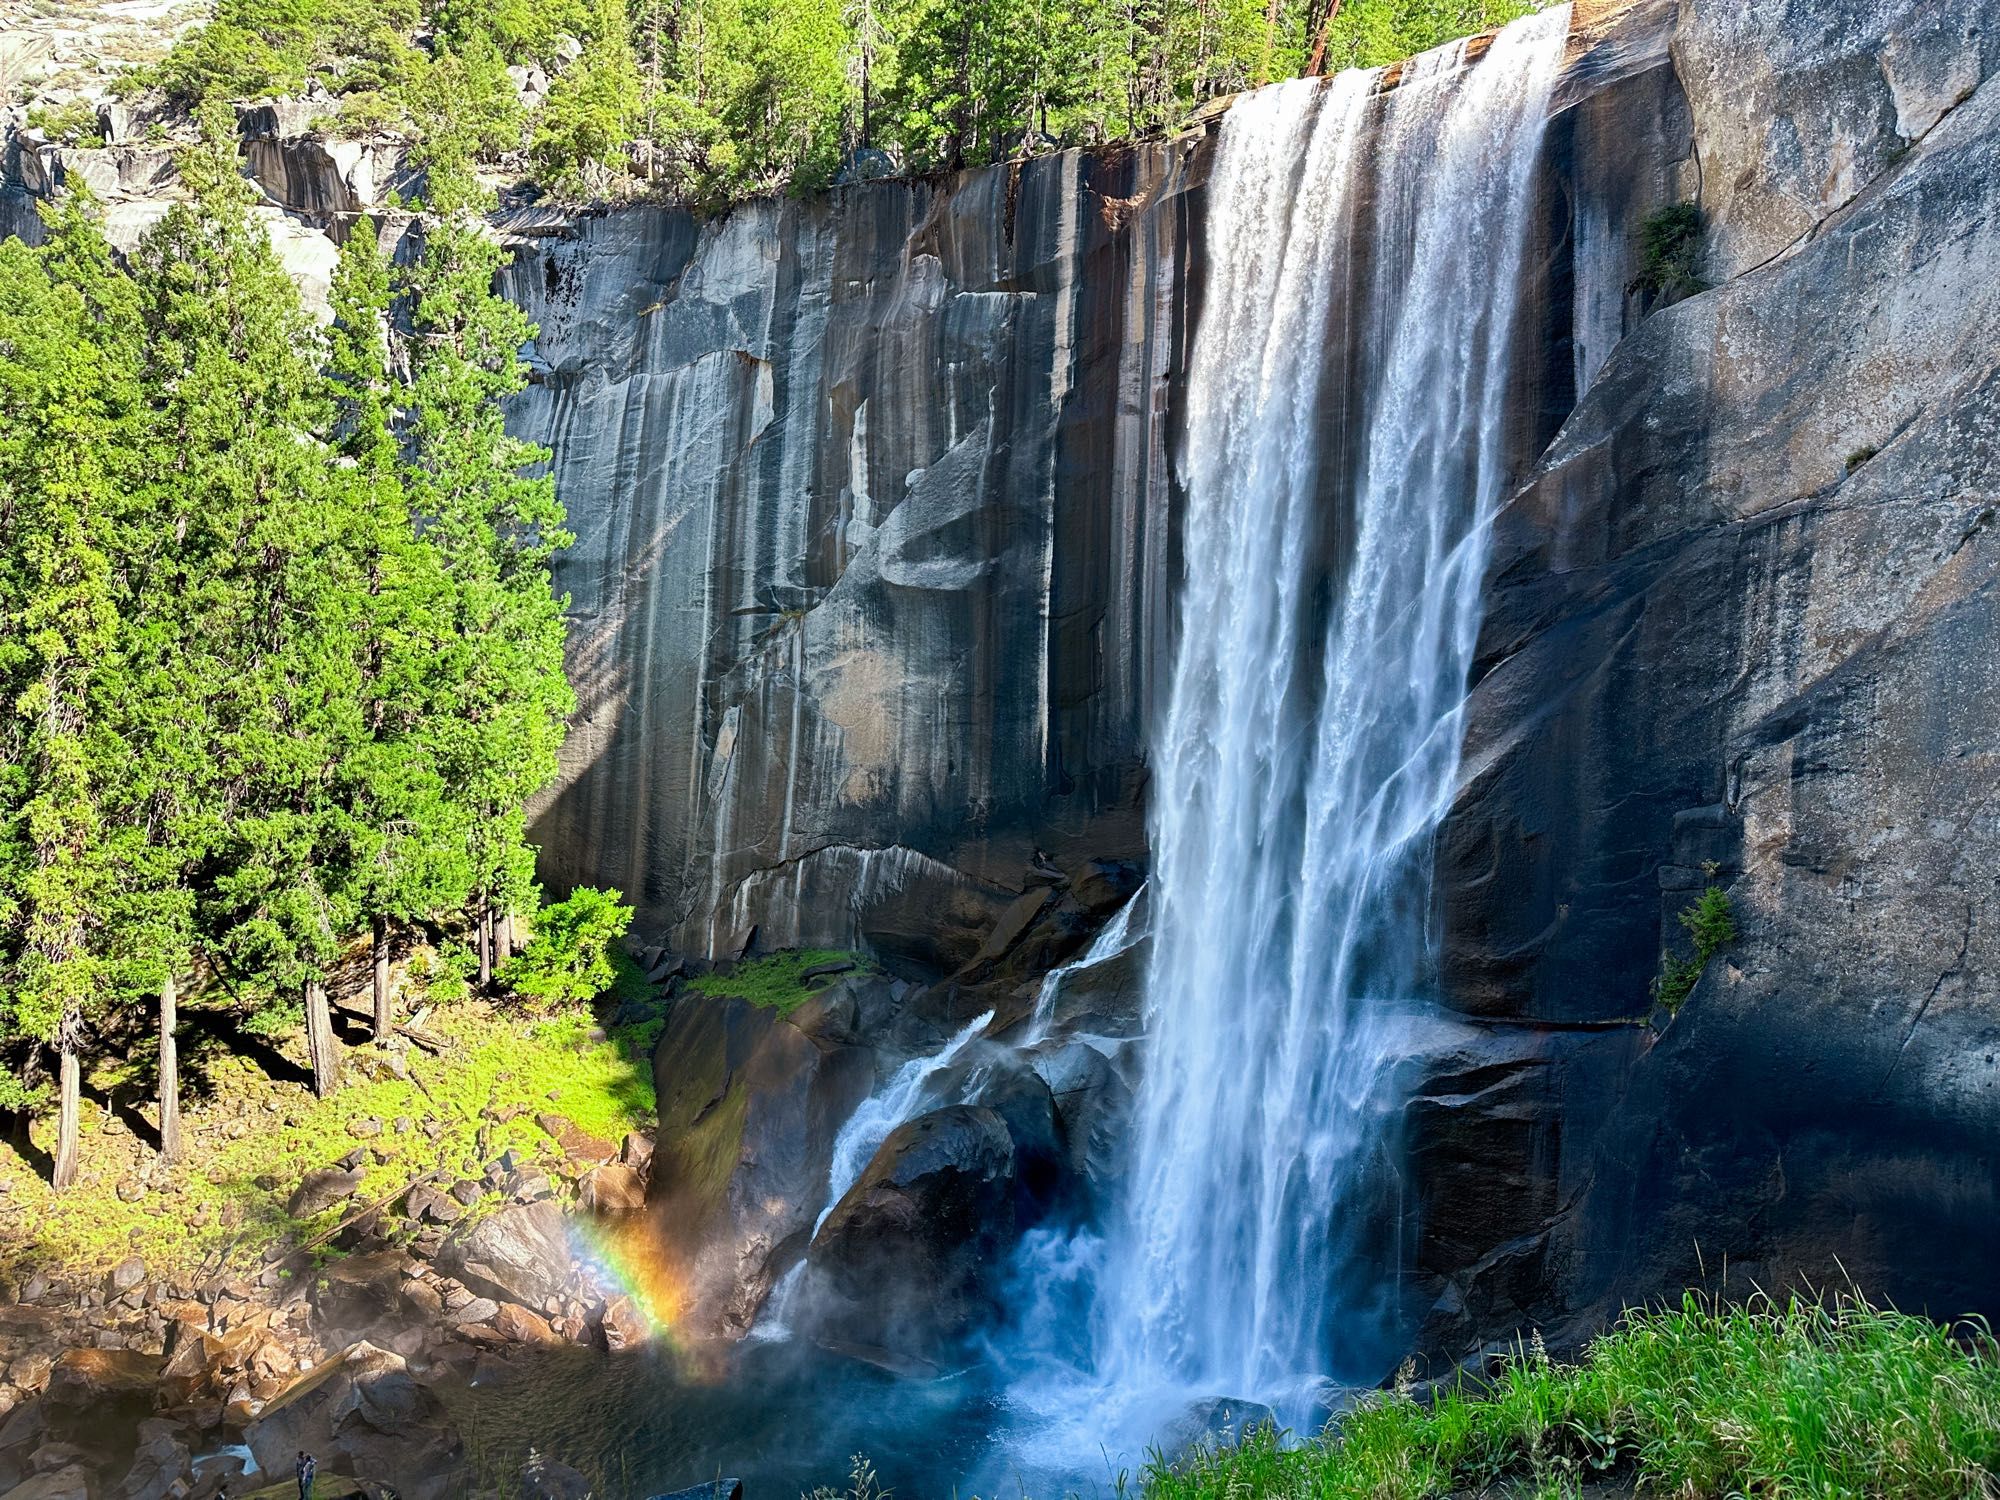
[305,979,339,1098]
[1304,0,1343,77]
[476,898,493,991]
[52,1026,80,1190]
[372,915,392,1038]
[159,975,182,1162]
[496,908,515,961]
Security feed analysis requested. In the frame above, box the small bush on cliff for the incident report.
[1634,201,1708,304]
[499,886,635,1006]
[1142,1291,2000,1500]
[1654,883,1737,1014]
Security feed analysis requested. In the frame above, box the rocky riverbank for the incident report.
[0,1126,657,1500]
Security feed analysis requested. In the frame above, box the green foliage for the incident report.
[0,999,652,1282]
[686,948,870,1014]
[1142,1292,2000,1500]
[145,0,1556,202]
[1653,883,1736,1015]
[499,887,635,1006]
[531,0,643,194]
[1634,200,1708,302]
[0,94,578,1155]
[26,100,104,148]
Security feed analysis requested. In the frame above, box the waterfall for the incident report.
[1091,7,1570,1408]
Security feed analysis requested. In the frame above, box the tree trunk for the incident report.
[476,898,493,991]
[372,915,392,1038]
[159,975,182,1162]
[496,908,515,961]
[52,1029,80,1190]
[1304,0,1344,77]
[305,979,339,1098]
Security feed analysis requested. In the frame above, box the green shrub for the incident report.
[1634,201,1708,303]
[1142,1291,2000,1500]
[1653,883,1736,1015]
[27,100,103,148]
[499,886,634,1006]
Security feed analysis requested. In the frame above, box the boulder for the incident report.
[594,1296,649,1353]
[402,1185,463,1226]
[448,1299,500,1327]
[442,1202,570,1308]
[115,1428,190,1500]
[1156,1398,1279,1463]
[576,1164,645,1216]
[1029,1037,1134,1194]
[105,1260,146,1297]
[311,1252,416,1335]
[244,1343,458,1500]
[1,1464,91,1500]
[42,1349,160,1428]
[805,1105,1018,1357]
[519,1453,591,1500]
[535,1114,616,1165]
[287,1169,365,1218]
[491,1303,557,1345]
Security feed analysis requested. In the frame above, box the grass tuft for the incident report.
[1142,1291,2000,1500]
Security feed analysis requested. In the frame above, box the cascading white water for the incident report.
[1025,886,1148,1043]
[1086,7,1571,1409]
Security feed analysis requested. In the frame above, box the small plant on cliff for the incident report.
[1654,883,1738,1015]
[1634,202,1709,304]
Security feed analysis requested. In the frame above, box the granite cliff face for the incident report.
[501,145,1196,969]
[1428,0,2000,1354]
[528,0,2000,1365]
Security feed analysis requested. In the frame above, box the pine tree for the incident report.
[132,103,355,1098]
[326,220,472,1036]
[402,149,575,990]
[0,228,128,1187]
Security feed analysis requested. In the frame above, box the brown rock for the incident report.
[441,1201,571,1308]
[577,1164,646,1215]
[42,1347,162,1414]
[3,1462,92,1500]
[534,1114,616,1165]
[286,1168,365,1218]
[490,1304,556,1346]
[595,1295,650,1352]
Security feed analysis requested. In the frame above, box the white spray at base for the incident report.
[997,5,1572,1458]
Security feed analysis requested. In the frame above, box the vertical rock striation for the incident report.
[505,145,1201,966]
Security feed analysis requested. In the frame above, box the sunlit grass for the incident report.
[684,948,873,1015]
[1143,1293,2000,1500]
[0,999,655,1285]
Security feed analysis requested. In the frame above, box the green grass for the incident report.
[0,999,655,1284]
[1142,1293,2000,1500]
[684,948,872,1016]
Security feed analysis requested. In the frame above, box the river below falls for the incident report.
[442,1342,1039,1500]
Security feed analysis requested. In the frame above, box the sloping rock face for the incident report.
[1427,0,2000,1356]
[503,144,1200,966]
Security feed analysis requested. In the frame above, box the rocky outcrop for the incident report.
[804,1105,1021,1358]
[644,982,881,1335]
[1427,0,2000,1357]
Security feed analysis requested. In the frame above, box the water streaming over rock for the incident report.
[1087,4,1572,1418]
